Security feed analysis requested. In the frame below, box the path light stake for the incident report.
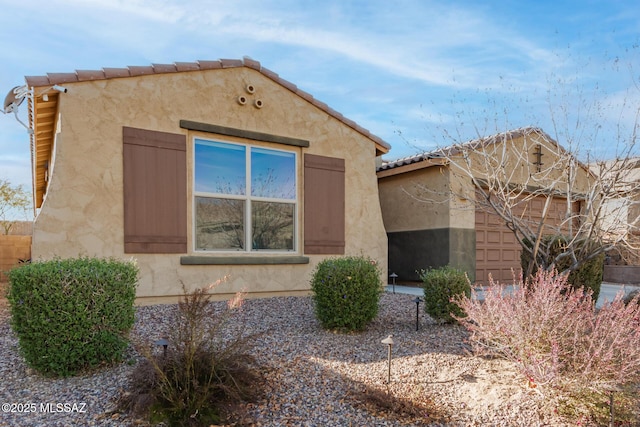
[389,273,398,294]
[413,297,422,331]
[607,385,624,427]
[381,334,394,384]
[609,390,614,427]
[155,338,169,358]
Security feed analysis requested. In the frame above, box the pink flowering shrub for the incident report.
[453,269,640,393]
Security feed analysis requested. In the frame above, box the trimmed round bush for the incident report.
[420,265,471,323]
[7,257,138,377]
[310,256,382,332]
[521,235,604,301]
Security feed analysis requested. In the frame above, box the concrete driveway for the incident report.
[386,282,640,309]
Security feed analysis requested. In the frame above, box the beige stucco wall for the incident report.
[378,163,476,233]
[378,165,451,232]
[31,67,387,302]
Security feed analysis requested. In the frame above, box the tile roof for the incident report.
[377,126,547,172]
[24,56,390,153]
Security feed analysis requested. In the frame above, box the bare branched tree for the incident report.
[441,127,640,277]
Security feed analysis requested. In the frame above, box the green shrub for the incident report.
[521,235,604,301]
[6,257,138,377]
[419,266,470,323]
[121,283,260,426]
[310,256,383,332]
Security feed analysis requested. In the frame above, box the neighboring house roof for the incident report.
[377,126,590,178]
[24,57,391,208]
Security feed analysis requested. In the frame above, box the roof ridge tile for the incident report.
[175,62,200,71]
[76,70,107,81]
[127,65,154,76]
[220,58,243,68]
[47,73,79,84]
[151,63,178,73]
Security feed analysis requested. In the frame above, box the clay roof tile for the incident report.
[152,63,178,73]
[76,70,107,81]
[47,73,79,84]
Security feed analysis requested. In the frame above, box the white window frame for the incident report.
[193,137,298,253]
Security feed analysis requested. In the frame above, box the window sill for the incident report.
[180,255,310,265]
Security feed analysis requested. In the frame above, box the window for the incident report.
[194,139,296,252]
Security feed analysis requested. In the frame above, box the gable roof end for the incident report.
[25,57,391,155]
[25,57,391,210]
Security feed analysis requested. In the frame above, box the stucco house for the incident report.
[591,158,640,246]
[19,57,390,303]
[591,158,640,277]
[377,127,592,285]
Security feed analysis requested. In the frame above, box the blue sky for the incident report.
[1,0,639,219]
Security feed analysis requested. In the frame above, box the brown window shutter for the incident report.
[304,154,345,254]
[123,127,187,253]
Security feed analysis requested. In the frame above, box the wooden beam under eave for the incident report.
[35,104,57,117]
[31,90,58,209]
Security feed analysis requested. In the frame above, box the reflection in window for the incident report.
[252,201,294,250]
[195,141,246,195]
[194,139,296,252]
[195,197,244,250]
[251,148,296,199]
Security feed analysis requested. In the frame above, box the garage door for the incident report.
[474,194,575,286]
[475,209,520,285]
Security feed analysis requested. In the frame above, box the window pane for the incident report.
[251,201,294,250]
[195,140,246,195]
[195,197,244,250]
[251,148,295,199]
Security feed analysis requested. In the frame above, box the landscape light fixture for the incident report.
[381,334,394,384]
[606,384,625,427]
[389,272,398,293]
[154,338,169,357]
[413,297,423,331]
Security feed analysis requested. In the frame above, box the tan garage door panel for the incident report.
[474,193,576,286]
[475,208,520,285]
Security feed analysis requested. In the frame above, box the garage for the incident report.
[377,127,591,285]
[475,208,520,285]
[474,194,575,285]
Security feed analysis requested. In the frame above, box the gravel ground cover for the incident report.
[0,292,573,426]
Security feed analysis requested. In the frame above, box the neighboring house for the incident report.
[377,127,592,285]
[18,57,390,303]
[591,158,640,265]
